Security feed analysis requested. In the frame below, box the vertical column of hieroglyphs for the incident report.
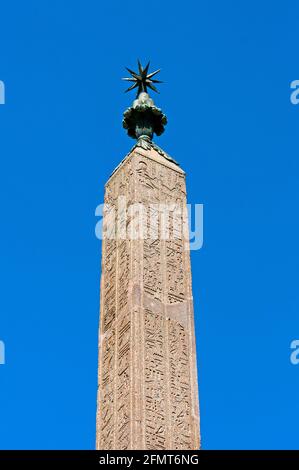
[144,307,166,449]
[97,176,118,449]
[135,155,167,450]
[160,162,193,450]
[115,160,132,449]
[97,160,134,449]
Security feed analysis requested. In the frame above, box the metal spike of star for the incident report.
[122,60,163,97]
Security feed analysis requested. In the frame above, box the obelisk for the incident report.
[96,61,200,450]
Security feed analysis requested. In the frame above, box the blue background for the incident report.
[0,0,299,450]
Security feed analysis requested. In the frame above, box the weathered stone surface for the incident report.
[96,145,200,450]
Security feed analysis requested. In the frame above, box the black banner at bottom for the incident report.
[0,450,298,466]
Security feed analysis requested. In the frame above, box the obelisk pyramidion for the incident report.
[96,61,200,450]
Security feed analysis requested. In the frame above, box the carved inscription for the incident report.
[166,239,185,304]
[116,239,131,449]
[144,308,167,449]
[168,319,192,449]
[98,173,118,448]
[99,327,116,449]
[144,239,162,301]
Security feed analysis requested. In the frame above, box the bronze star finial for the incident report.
[122,60,163,97]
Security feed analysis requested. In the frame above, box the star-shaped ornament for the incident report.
[122,60,162,97]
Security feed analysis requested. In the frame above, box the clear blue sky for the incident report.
[0,0,299,450]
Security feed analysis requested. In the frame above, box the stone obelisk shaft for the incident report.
[96,143,200,450]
